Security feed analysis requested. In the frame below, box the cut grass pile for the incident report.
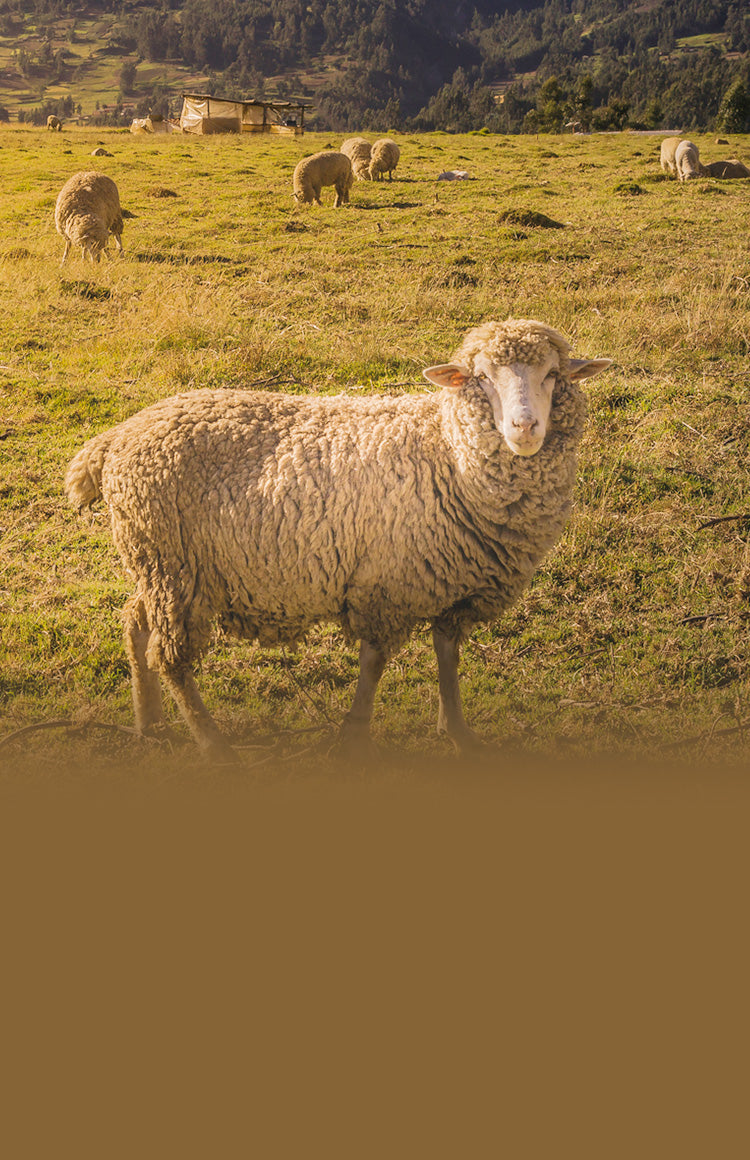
[2,124,750,774]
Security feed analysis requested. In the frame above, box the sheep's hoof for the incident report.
[438,721,487,756]
[334,721,380,767]
[200,736,243,767]
[140,721,179,746]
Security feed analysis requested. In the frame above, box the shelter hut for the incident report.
[179,93,312,135]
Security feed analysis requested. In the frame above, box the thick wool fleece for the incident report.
[292,151,353,205]
[369,138,400,180]
[54,171,123,256]
[452,318,572,377]
[66,335,585,673]
[340,137,372,179]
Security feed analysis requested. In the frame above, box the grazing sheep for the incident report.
[292,151,353,206]
[369,138,400,181]
[703,158,750,179]
[54,171,124,265]
[46,114,62,132]
[659,136,683,175]
[675,139,704,181]
[65,319,610,761]
[340,137,372,180]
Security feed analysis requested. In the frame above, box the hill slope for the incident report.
[0,1,748,130]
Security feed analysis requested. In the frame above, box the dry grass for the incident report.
[2,123,750,775]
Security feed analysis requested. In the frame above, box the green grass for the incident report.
[2,123,750,773]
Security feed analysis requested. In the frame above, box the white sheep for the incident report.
[292,151,353,206]
[369,138,400,181]
[340,137,372,180]
[659,136,682,175]
[675,140,704,182]
[46,114,62,132]
[54,171,124,265]
[65,319,611,762]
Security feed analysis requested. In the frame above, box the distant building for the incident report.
[179,93,313,135]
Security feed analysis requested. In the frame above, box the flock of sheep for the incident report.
[51,128,746,759]
[659,135,750,181]
[292,137,400,205]
[53,136,402,265]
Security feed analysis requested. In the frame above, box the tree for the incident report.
[716,79,750,132]
[119,59,138,95]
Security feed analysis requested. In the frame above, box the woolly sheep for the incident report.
[659,136,682,175]
[46,114,62,132]
[54,171,124,265]
[369,138,400,181]
[292,151,353,206]
[675,140,704,182]
[66,320,611,762]
[340,137,372,180]
[703,158,750,179]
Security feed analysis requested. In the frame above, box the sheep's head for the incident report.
[423,319,611,457]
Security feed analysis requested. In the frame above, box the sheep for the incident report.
[340,137,372,180]
[703,158,750,179]
[659,136,683,175]
[292,151,353,206]
[65,319,611,762]
[369,138,400,181]
[437,170,470,181]
[675,140,704,182]
[54,171,124,265]
[46,114,62,132]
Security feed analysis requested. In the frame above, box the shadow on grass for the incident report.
[131,250,237,265]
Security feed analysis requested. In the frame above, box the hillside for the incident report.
[0,1,748,130]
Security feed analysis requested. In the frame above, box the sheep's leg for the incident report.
[159,662,238,763]
[432,622,485,753]
[60,239,70,266]
[123,607,174,741]
[339,640,388,750]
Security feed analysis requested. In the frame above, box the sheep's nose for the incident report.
[512,415,538,434]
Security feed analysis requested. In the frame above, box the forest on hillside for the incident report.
[3,0,750,131]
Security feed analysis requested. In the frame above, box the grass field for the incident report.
[2,123,750,776]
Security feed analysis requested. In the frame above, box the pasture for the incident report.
[1,123,750,775]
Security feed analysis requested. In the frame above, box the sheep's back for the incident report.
[660,136,682,173]
[55,171,122,234]
[369,138,400,176]
[293,151,352,187]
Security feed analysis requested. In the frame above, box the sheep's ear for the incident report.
[423,364,472,389]
[569,358,613,382]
